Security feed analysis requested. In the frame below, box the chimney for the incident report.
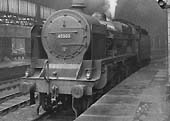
[72,0,86,9]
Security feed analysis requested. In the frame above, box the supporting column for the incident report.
[35,0,42,24]
[168,0,170,82]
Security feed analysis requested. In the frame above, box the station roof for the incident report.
[25,0,71,9]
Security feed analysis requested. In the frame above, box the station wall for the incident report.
[0,0,55,19]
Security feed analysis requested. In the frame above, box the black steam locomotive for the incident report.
[22,0,150,117]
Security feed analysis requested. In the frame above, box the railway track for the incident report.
[0,78,74,121]
[0,78,30,116]
[0,78,22,102]
[1,103,75,121]
[31,111,74,121]
[31,112,50,121]
[0,95,30,115]
[0,78,21,103]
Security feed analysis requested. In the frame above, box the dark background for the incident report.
[115,0,167,49]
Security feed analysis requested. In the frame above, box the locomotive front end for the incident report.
[21,1,151,116]
[29,5,107,113]
[39,9,95,95]
[23,0,109,115]
[41,9,91,64]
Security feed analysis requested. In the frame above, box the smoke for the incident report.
[115,0,167,50]
[84,0,106,14]
[106,0,118,19]
[84,0,118,19]
[49,0,118,19]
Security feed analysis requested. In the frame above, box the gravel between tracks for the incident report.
[0,104,74,121]
[0,105,41,121]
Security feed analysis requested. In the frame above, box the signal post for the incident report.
[168,0,170,83]
[166,0,170,83]
[157,0,170,83]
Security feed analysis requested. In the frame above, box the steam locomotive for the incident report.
[23,0,150,117]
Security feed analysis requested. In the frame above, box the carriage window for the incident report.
[12,38,25,60]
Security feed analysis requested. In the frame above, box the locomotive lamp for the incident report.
[86,71,91,80]
[25,71,29,78]
[85,69,92,80]
[158,0,167,9]
[24,67,33,78]
[157,0,170,9]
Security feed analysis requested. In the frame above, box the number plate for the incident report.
[57,33,71,39]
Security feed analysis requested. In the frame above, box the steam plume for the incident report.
[106,0,118,19]
[84,0,118,19]
[50,0,118,19]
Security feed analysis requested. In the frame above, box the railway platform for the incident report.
[0,61,30,81]
[75,58,170,121]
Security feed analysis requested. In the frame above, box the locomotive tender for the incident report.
[23,0,150,116]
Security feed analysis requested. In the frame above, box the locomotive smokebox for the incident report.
[72,0,86,9]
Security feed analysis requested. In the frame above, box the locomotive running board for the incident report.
[101,54,136,64]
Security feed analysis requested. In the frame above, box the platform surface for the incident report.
[0,60,29,68]
[76,58,170,121]
[0,60,30,80]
